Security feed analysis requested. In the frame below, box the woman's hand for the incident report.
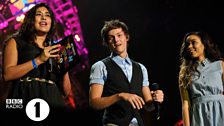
[38,44,61,63]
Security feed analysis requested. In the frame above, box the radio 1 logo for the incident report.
[6,99,23,109]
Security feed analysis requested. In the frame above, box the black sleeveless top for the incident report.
[7,36,65,108]
[15,36,60,81]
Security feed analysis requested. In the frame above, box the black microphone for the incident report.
[48,40,53,72]
[150,83,160,120]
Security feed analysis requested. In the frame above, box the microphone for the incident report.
[150,83,160,120]
[48,40,53,72]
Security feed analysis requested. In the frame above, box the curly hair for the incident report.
[179,31,222,88]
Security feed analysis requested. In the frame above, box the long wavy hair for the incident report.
[178,31,222,88]
[18,2,56,43]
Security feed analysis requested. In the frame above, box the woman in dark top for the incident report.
[2,3,71,108]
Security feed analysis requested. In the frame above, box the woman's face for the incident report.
[186,34,205,61]
[34,6,52,35]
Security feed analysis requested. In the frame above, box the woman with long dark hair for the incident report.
[179,31,224,126]
[2,3,71,108]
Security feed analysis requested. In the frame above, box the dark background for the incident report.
[72,0,224,126]
[1,0,224,126]
[71,0,224,126]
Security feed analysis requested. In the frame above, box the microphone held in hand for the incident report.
[150,83,160,120]
[151,82,159,91]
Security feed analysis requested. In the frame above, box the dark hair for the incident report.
[101,19,129,46]
[179,31,222,88]
[18,2,56,43]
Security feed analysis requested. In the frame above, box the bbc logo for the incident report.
[6,99,23,104]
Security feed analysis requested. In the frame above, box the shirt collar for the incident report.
[110,52,132,65]
[200,58,210,67]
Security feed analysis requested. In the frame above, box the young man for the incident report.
[89,19,164,126]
